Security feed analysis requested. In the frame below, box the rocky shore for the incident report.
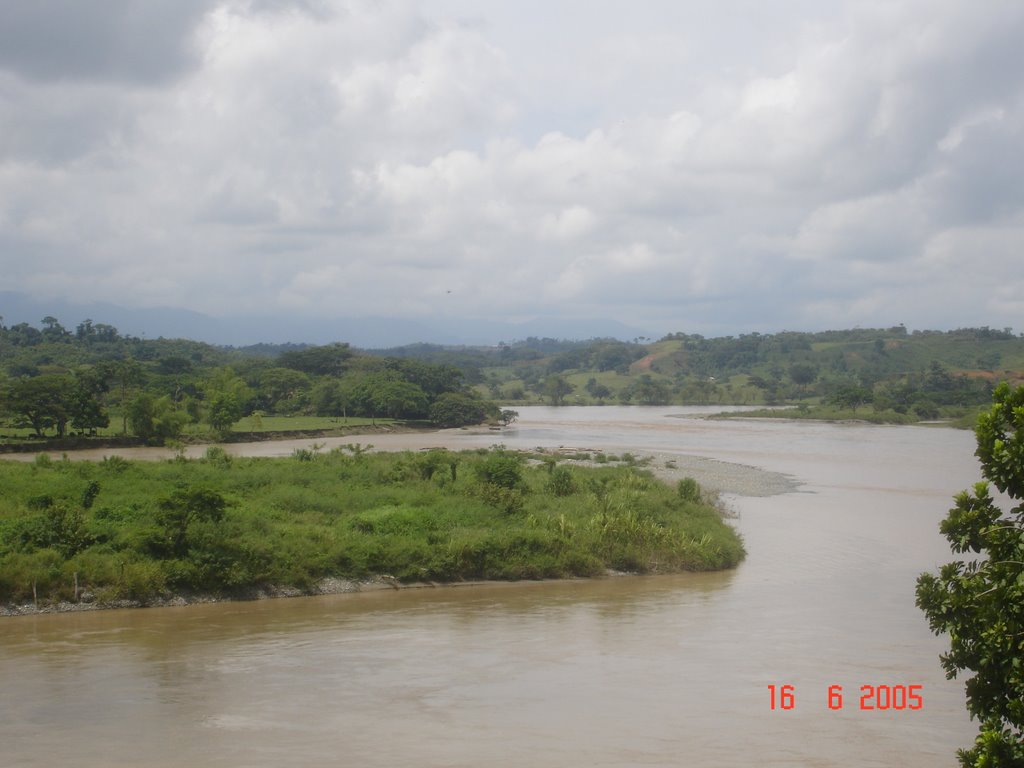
[535,447,799,498]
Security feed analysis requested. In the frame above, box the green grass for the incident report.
[710,405,969,425]
[0,415,398,446]
[0,448,744,607]
[563,370,638,400]
[222,415,391,433]
[0,421,123,442]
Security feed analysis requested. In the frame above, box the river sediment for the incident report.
[1,577,376,617]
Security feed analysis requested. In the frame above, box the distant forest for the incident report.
[376,325,1024,421]
[2,316,1022,445]
[0,316,498,446]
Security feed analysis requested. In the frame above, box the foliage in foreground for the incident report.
[916,382,1024,767]
[0,447,744,606]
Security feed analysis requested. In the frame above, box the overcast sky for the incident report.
[1,0,1022,341]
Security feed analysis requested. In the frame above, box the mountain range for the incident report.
[0,292,652,348]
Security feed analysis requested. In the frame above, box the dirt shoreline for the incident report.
[0,573,635,618]
[557,448,799,498]
[0,422,429,454]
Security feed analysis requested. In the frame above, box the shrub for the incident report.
[100,455,131,474]
[116,560,167,601]
[545,467,578,497]
[203,446,232,468]
[292,447,318,462]
[474,449,523,489]
[0,549,64,603]
[475,483,525,515]
[677,477,701,503]
[413,450,456,484]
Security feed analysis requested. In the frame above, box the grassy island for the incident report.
[0,446,743,610]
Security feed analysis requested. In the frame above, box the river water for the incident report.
[1,407,984,766]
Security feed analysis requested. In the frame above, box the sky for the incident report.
[1,0,1022,344]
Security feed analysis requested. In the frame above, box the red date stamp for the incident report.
[768,684,923,710]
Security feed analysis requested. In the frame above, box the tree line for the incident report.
[0,317,499,443]
[467,326,1022,415]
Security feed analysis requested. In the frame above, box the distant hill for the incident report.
[375,326,1024,417]
[0,292,650,347]
[2,311,1022,428]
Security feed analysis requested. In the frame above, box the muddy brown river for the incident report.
[0,407,983,766]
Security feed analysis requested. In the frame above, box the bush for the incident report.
[203,446,232,468]
[545,467,578,497]
[127,393,187,445]
[474,449,523,489]
[677,477,701,503]
[100,455,131,473]
[415,449,456,481]
[475,483,525,515]
[116,560,167,601]
[0,549,64,603]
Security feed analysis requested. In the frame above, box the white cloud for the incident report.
[742,73,800,113]
[937,108,1005,153]
[1,0,1023,339]
[789,192,928,264]
[539,206,597,241]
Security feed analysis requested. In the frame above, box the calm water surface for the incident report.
[1,407,982,766]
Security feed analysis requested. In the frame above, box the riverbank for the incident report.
[0,421,431,454]
[1,571,649,617]
[706,405,980,428]
[519,446,797,498]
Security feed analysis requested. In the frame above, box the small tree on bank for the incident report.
[429,392,491,428]
[916,381,1024,767]
[543,375,574,406]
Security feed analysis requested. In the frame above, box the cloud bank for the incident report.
[1,0,1022,340]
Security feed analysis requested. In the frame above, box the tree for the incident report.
[382,358,464,399]
[69,377,110,435]
[156,488,228,557]
[75,319,99,343]
[127,393,187,444]
[629,374,671,405]
[585,377,612,402]
[257,367,311,413]
[6,322,42,346]
[916,382,1024,767]
[278,343,353,376]
[789,363,818,395]
[309,377,356,420]
[346,374,428,422]
[543,375,574,406]
[207,392,242,436]
[203,369,253,434]
[828,384,872,413]
[370,379,429,420]
[40,316,68,342]
[5,375,73,436]
[93,323,119,343]
[107,359,145,434]
[428,392,492,428]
